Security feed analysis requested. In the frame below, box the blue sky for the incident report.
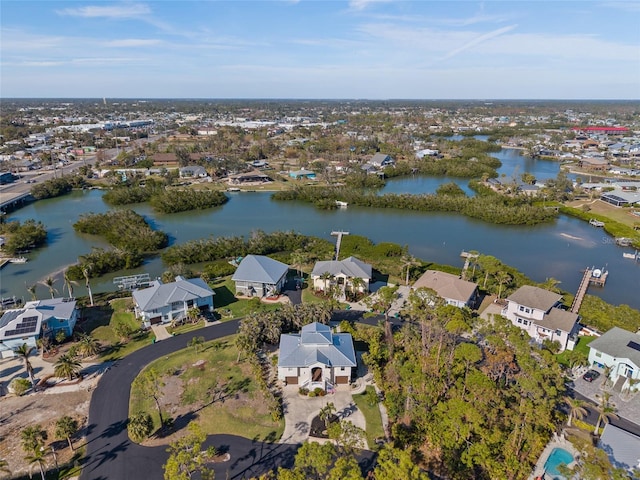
[1,1,639,99]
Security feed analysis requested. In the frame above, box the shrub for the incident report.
[308,391,317,397]
[10,378,32,396]
[298,387,309,396]
[313,387,325,397]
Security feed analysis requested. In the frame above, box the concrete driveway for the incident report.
[280,385,368,448]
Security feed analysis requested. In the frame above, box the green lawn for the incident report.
[556,335,595,367]
[211,277,282,318]
[129,336,283,441]
[352,386,385,449]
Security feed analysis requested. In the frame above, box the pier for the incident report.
[460,250,479,279]
[571,266,608,313]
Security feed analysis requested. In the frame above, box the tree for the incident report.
[365,285,399,353]
[327,456,363,480]
[26,283,38,301]
[495,271,512,299]
[82,264,94,306]
[54,353,81,381]
[55,416,79,451]
[24,448,47,480]
[15,343,37,387]
[0,458,11,478]
[327,420,365,455]
[41,276,58,299]
[21,425,47,454]
[188,336,205,354]
[319,271,333,293]
[163,422,215,480]
[594,392,618,435]
[135,368,166,427]
[292,441,336,480]
[564,397,587,427]
[77,334,101,358]
[319,402,336,429]
[128,412,154,442]
[113,321,135,342]
[187,307,201,324]
[374,445,429,480]
[63,269,78,298]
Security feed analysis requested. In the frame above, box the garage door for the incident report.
[285,376,298,385]
[150,316,162,325]
[335,376,349,384]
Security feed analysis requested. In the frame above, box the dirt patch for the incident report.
[0,390,90,477]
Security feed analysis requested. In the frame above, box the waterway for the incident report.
[1,186,638,309]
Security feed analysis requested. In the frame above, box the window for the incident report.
[171,301,182,309]
[340,367,345,371]
[595,352,601,358]
[519,306,525,312]
[555,330,562,336]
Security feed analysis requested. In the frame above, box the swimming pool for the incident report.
[544,447,574,478]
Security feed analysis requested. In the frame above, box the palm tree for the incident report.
[55,416,78,451]
[319,271,333,293]
[564,396,588,427]
[20,425,47,454]
[188,336,205,354]
[15,343,37,387]
[54,353,81,381]
[128,412,153,442]
[82,265,94,306]
[495,271,512,299]
[63,269,78,298]
[594,392,618,435]
[319,402,336,429]
[187,306,200,324]
[25,449,47,480]
[77,334,100,358]
[41,277,58,299]
[26,283,38,301]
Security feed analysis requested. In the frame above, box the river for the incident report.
[1,184,638,309]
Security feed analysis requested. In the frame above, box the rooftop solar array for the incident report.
[602,194,628,203]
[4,316,39,337]
[628,341,640,352]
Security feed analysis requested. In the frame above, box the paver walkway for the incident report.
[151,323,173,341]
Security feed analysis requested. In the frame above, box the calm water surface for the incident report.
[2,188,638,309]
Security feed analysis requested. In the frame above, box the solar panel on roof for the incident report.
[4,316,39,337]
[628,341,640,352]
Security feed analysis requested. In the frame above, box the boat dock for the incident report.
[571,266,608,314]
[0,257,28,269]
[460,250,479,279]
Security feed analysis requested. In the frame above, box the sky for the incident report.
[1,1,639,99]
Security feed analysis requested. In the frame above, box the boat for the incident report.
[227,187,241,192]
[589,219,605,227]
[615,238,632,247]
[335,201,348,208]
[9,257,27,263]
[623,251,639,260]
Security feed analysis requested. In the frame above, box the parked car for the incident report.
[582,370,601,382]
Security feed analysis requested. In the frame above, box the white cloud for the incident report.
[57,3,151,19]
[103,39,162,47]
[348,0,394,12]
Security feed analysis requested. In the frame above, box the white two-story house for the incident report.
[588,327,640,392]
[503,285,578,351]
[133,276,214,327]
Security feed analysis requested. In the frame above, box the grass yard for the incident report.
[568,198,639,228]
[556,335,595,367]
[129,336,283,442]
[79,297,151,361]
[211,277,282,318]
[352,386,385,449]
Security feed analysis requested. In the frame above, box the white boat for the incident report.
[335,201,348,207]
[623,251,639,260]
[9,257,27,263]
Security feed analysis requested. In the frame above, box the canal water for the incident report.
[1,186,638,309]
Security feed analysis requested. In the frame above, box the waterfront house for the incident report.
[133,276,214,327]
[413,270,479,309]
[179,165,208,178]
[277,322,357,388]
[370,153,395,168]
[288,169,316,180]
[0,298,78,358]
[502,285,578,351]
[232,254,289,298]
[311,256,372,295]
[587,327,640,392]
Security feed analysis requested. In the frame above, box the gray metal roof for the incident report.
[589,327,640,368]
[311,256,372,280]
[231,255,289,284]
[278,322,357,368]
[0,298,77,341]
[133,277,214,312]
[507,285,562,312]
[25,298,77,320]
[600,423,640,472]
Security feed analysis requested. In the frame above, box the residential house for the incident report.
[151,153,179,167]
[370,153,395,168]
[587,327,640,391]
[413,270,479,309]
[277,322,357,388]
[179,165,208,178]
[288,169,316,180]
[0,298,78,358]
[133,276,214,327]
[599,424,640,474]
[502,285,579,351]
[232,255,289,297]
[311,256,372,295]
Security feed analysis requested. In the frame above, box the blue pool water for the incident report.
[544,447,574,478]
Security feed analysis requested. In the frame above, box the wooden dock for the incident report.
[460,250,479,279]
[571,267,608,313]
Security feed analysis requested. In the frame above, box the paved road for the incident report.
[80,320,300,480]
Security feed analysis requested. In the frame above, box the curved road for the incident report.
[80,320,300,480]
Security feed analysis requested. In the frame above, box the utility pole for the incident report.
[330,231,349,261]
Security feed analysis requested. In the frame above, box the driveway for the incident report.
[80,320,299,480]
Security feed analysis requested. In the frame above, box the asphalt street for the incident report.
[79,320,303,480]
